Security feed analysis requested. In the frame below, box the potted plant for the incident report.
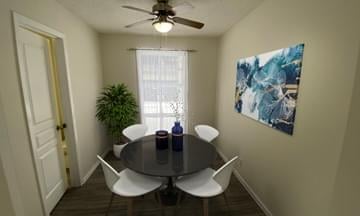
[96,84,138,158]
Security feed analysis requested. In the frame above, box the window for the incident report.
[136,50,188,134]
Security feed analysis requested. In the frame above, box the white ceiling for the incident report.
[57,0,263,36]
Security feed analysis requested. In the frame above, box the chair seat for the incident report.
[195,125,219,143]
[112,169,162,197]
[176,168,223,198]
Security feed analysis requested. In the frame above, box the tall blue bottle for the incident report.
[171,121,183,151]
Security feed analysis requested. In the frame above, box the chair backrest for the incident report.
[97,155,120,191]
[122,124,148,141]
[194,125,219,142]
[212,156,239,191]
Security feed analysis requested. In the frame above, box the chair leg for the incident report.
[155,191,165,216]
[176,191,182,208]
[202,198,209,216]
[223,192,231,216]
[106,193,114,216]
[127,198,133,216]
[173,191,183,216]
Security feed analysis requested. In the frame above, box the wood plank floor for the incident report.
[51,152,265,216]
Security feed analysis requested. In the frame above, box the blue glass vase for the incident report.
[172,121,183,151]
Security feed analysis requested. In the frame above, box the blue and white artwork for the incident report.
[234,44,305,135]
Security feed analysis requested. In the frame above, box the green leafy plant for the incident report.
[96,84,138,143]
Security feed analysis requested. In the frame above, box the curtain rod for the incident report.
[128,48,197,52]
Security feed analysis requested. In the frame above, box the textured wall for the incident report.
[215,0,360,215]
[0,162,15,216]
[329,44,360,216]
[0,98,15,216]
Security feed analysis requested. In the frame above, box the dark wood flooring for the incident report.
[51,152,265,216]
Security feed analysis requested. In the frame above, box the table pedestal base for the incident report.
[159,189,179,206]
[157,177,184,206]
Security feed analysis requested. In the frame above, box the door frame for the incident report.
[12,11,81,214]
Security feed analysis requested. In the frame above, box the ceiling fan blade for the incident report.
[172,17,204,29]
[172,2,194,14]
[125,18,155,28]
[122,5,156,15]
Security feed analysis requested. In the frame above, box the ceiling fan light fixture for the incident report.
[153,20,173,33]
[123,1,204,32]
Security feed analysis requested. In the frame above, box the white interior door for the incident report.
[16,27,67,215]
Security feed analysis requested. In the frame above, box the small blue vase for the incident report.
[172,121,183,151]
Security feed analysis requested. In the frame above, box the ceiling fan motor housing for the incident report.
[122,0,204,30]
[153,1,175,16]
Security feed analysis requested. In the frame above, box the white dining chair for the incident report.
[175,156,239,216]
[97,155,162,216]
[194,124,220,143]
[123,124,148,141]
[114,124,148,158]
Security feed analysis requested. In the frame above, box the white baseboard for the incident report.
[216,148,273,216]
[80,147,111,185]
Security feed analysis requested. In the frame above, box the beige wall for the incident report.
[100,34,218,133]
[0,97,16,216]
[215,0,360,215]
[329,45,360,216]
[0,162,15,216]
[0,0,107,215]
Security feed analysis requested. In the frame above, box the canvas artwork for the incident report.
[234,44,305,135]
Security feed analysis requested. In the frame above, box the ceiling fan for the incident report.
[122,0,204,33]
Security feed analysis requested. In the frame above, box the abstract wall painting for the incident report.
[234,44,305,135]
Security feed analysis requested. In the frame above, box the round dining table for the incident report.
[120,134,217,205]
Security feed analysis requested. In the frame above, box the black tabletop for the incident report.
[120,134,217,177]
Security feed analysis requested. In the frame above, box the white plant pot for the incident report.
[113,143,127,158]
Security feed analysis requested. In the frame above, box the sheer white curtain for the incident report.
[136,50,188,134]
